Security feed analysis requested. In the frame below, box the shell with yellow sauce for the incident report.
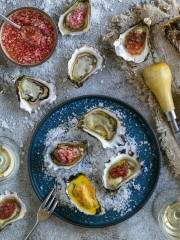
[67,173,101,215]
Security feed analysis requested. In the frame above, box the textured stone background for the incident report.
[0,0,180,239]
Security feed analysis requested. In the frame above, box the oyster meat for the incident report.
[47,141,87,170]
[58,0,91,35]
[16,76,56,114]
[68,46,103,87]
[114,24,150,63]
[164,17,180,53]
[0,192,26,230]
[67,173,101,215]
[78,108,125,148]
[103,154,141,190]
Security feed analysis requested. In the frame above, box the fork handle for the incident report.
[24,221,39,240]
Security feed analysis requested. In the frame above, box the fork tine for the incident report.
[46,194,56,210]
[41,187,56,208]
[48,200,58,215]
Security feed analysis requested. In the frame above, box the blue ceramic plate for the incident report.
[28,95,160,227]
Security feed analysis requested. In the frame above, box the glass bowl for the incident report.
[0,136,20,182]
[0,7,58,67]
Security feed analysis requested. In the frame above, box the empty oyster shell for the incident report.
[78,108,125,148]
[164,17,180,53]
[47,141,87,170]
[16,76,56,114]
[0,192,26,230]
[67,173,101,215]
[58,0,91,35]
[103,154,141,190]
[68,46,103,87]
[114,24,150,63]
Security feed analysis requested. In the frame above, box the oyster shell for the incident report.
[78,108,125,148]
[16,76,56,114]
[68,46,103,87]
[67,173,101,215]
[114,24,150,63]
[0,192,26,230]
[103,154,141,190]
[164,17,180,53]
[47,141,87,170]
[58,0,91,36]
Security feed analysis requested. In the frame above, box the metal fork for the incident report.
[24,186,59,240]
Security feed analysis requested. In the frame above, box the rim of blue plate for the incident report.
[28,95,161,228]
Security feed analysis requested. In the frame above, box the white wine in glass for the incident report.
[153,190,180,239]
[159,200,180,239]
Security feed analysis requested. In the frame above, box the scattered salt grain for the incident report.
[43,106,141,214]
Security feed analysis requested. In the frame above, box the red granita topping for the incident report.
[0,201,16,220]
[53,146,81,165]
[66,5,88,30]
[125,30,146,55]
[20,26,45,46]
[109,161,129,179]
[1,8,57,65]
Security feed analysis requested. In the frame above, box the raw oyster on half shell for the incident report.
[0,192,26,231]
[164,17,180,53]
[68,46,103,87]
[58,0,91,36]
[114,23,150,63]
[47,141,87,170]
[78,108,125,148]
[67,173,101,215]
[16,76,56,114]
[103,154,141,190]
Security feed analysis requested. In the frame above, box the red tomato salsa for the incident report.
[52,146,81,166]
[0,8,57,66]
[65,4,88,30]
[125,27,147,56]
[0,200,16,220]
[109,160,129,179]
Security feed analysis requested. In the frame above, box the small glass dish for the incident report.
[0,7,58,67]
[153,189,180,239]
[0,136,20,182]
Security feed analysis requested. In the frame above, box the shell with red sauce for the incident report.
[0,192,26,230]
[47,141,87,170]
[58,0,91,36]
[103,154,141,190]
[114,23,150,63]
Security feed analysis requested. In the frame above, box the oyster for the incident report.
[47,141,87,170]
[67,173,101,215]
[78,108,125,148]
[68,46,103,87]
[114,24,150,63]
[103,154,141,190]
[58,0,91,36]
[164,17,180,53]
[0,192,26,230]
[16,76,56,114]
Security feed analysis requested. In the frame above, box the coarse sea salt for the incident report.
[43,106,143,215]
